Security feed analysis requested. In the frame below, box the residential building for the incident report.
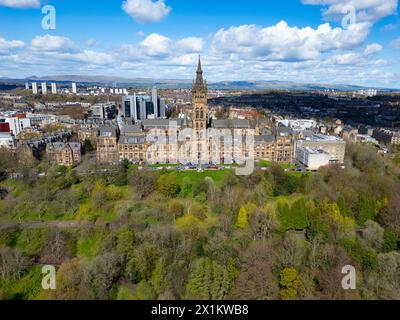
[118,135,148,164]
[51,82,57,94]
[277,119,317,131]
[373,129,400,145]
[46,142,82,166]
[41,82,47,95]
[32,82,38,95]
[255,135,294,163]
[97,126,119,164]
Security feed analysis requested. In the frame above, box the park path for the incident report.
[0,220,94,231]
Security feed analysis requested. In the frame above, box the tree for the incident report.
[277,198,309,231]
[361,220,384,251]
[157,173,180,198]
[113,160,129,186]
[249,206,279,240]
[129,169,159,198]
[356,193,384,225]
[279,268,304,300]
[166,200,185,222]
[83,139,95,154]
[0,246,28,281]
[232,241,279,299]
[181,176,192,197]
[184,258,231,300]
[382,229,399,253]
[39,230,70,265]
[235,207,249,229]
[116,225,135,256]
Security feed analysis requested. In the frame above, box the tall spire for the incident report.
[195,55,204,85]
[197,55,202,73]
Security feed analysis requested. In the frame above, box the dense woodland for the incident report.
[0,143,400,300]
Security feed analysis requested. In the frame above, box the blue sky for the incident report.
[0,0,399,87]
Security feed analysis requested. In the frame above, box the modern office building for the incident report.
[72,83,77,94]
[295,134,346,164]
[122,89,166,122]
[0,115,31,136]
[90,103,117,120]
[296,147,331,170]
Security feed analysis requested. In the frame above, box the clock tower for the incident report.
[192,56,208,133]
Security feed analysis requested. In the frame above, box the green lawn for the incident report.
[259,160,296,170]
[174,170,229,188]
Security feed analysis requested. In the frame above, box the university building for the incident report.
[96,58,295,165]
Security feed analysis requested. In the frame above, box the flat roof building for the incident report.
[295,134,346,164]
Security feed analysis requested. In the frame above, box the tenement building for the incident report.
[96,58,295,165]
[46,142,82,166]
[96,126,119,164]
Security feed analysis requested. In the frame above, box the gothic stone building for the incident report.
[96,58,294,165]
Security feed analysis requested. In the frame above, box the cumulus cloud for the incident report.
[364,43,383,55]
[139,33,172,57]
[0,37,24,53]
[211,21,371,61]
[127,33,204,59]
[122,0,171,23]
[31,34,78,53]
[302,0,398,23]
[0,15,395,87]
[0,0,40,8]
[176,37,204,53]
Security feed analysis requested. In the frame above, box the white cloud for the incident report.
[0,0,40,8]
[302,0,398,23]
[139,33,171,57]
[176,37,203,53]
[211,21,371,61]
[31,34,78,53]
[122,0,171,23]
[364,43,383,55]
[331,52,360,64]
[0,37,24,53]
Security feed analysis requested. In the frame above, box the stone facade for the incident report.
[95,58,295,165]
[46,142,82,166]
[96,127,119,164]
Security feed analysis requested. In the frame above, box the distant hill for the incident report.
[0,75,398,92]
